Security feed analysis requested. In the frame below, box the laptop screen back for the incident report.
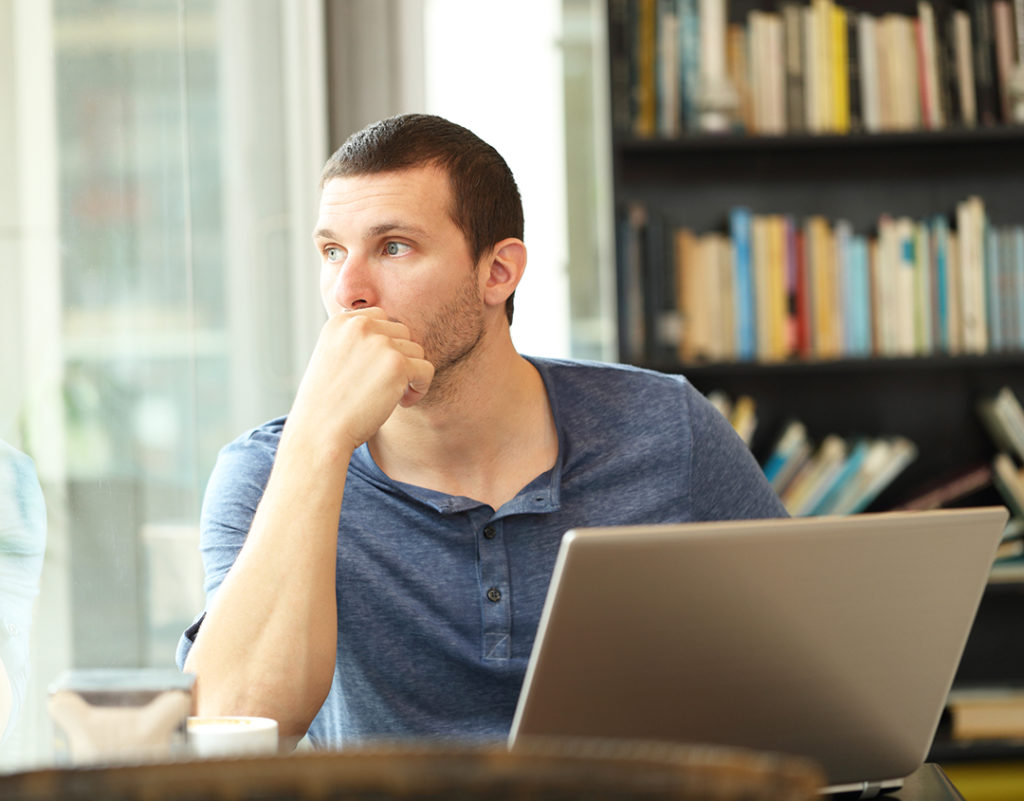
[508,507,1008,787]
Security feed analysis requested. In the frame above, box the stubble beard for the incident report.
[416,270,487,407]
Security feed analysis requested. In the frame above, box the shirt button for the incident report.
[483,525,496,539]
[486,587,502,603]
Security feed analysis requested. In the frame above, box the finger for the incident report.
[388,337,426,360]
[399,358,435,407]
[341,308,414,342]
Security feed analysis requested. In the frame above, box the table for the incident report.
[890,764,965,801]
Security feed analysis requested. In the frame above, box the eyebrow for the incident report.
[312,222,431,241]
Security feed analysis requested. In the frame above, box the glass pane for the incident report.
[54,0,219,670]
[2,0,321,769]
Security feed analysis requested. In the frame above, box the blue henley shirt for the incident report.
[176,356,786,747]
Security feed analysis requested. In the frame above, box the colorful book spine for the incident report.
[1016,228,1024,349]
[730,206,757,360]
[613,0,1019,137]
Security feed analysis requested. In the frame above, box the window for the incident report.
[1,0,326,767]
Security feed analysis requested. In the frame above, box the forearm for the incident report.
[184,437,349,739]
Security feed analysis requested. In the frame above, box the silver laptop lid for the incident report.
[508,507,1008,788]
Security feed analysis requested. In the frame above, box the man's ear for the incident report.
[480,238,527,309]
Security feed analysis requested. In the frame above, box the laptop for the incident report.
[508,507,1009,798]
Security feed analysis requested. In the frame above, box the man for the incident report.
[177,114,785,747]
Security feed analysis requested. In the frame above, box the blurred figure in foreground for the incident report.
[0,440,47,746]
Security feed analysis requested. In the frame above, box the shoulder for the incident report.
[528,356,705,430]
[219,416,286,462]
[204,416,287,507]
[528,356,695,400]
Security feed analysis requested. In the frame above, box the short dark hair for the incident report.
[320,114,523,324]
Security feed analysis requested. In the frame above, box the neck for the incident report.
[368,328,557,509]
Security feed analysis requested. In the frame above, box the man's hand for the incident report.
[286,308,435,457]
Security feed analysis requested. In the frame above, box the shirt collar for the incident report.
[348,355,565,518]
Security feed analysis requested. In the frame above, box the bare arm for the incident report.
[183,309,433,739]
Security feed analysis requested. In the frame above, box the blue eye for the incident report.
[383,242,411,256]
[325,246,343,262]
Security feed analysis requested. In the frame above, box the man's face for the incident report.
[313,165,486,377]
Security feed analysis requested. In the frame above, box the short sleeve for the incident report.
[175,423,281,668]
[683,384,789,521]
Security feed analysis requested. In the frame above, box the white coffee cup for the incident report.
[186,715,278,758]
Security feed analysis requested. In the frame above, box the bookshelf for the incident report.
[606,0,1024,763]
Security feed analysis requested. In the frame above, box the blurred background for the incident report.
[0,0,616,768]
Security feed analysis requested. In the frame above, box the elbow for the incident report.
[186,650,332,742]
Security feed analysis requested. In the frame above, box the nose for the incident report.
[331,251,378,311]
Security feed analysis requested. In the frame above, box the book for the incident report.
[753,214,774,361]
[679,0,701,131]
[918,1,945,128]
[657,0,682,137]
[781,434,848,515]
[934,0,960,125]
[894,216,918,356]
[993,452,1024,518]
[674,226,701,363]
[729,394,758,445]
[617,205,647,364]
[784,217,800,355]
[858,13,881,132]
[762,419,812,492]
[705,233,733,361]
[947,688,1024,741]
[832,3,850,132]
[793,223,813,359]
[807,215,840,358]
[609,0,635,132]
[633,0,659,137]
[847,9,863,131]
[716,232,736,359]
[836,219,854,354]
[1015,228,1024,349]
[767,215,790,359]
[933,215,952,352]
[953,9,978,126]
[894,463,994,510]
[997,540,1024,560]
[813,0,836,132]
[748,10,769,134]
[957,195,989,354]
[698,0,731,132]
[1000,228,1019,349]
[986,223,1004,350]
[969,0,1000,125]
[729,207,756,360]
[992,0,1016,122]
[849,233,872,356]
[782,2,806,132]
[978,386,1024,463]
[804,3,820,131]
[727,23,752,132]
[810,437,872,515]
[828,436,918,514]
[637,208,676,363]
[914,220,933,355]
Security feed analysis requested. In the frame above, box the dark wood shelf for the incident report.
[607,0,1024,737]
[641,351,1024,379]
[616,124,1024,155]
